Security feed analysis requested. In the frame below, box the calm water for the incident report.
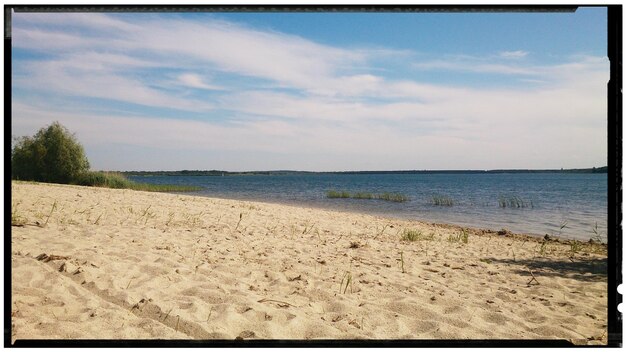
[129,173,608,241]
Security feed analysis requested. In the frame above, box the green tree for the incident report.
[11,122,90,184]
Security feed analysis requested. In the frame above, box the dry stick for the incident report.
[340,271,353,294]
[373,224,389,240]
[302,222,317,236]
[175,315,180,332]
[43,200,58,227]
[257,298,298,307]
[94,213,103,225]
[235,213,243,232]
[527,269,540,285]
[163,307,174,322]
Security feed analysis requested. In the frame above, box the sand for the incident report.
[10,181,608,344]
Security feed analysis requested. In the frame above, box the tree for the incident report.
[11,121,90,184]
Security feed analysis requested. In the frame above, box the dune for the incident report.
[10,181,608,344]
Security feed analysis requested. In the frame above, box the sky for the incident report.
[11,7,609,172]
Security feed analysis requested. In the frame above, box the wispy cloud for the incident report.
[499,50,529,59]
[177,73,224,90]
[412,59,538,76]
[11,13,609,170]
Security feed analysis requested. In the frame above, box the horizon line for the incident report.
[110,166,608,174]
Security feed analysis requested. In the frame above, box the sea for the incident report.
[128,172,608,242]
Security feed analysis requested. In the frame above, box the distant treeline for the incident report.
[120,166,607,177]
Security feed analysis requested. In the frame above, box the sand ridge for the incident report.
[10,181,608,344]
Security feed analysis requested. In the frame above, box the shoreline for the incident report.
[10,181,608,343]
[170,191,604,246]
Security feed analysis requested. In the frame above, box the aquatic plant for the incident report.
[591,222,604,243]
[376,192,409,202]
[430,195,454,206]
[326,190,409,202]
[498,195,533,208]
[326,190,351,198]
[352,192,374,199]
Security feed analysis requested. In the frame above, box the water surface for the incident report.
[129,173,607,241]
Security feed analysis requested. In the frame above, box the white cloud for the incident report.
[177,73,224,90]
[10,13,609,170]
[12,95,607,171]
[499,50,529,59]
[14,56,213,112]
[413,60,538,75]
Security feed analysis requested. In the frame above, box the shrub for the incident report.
[12,121,90,184]
[74,171,133,188]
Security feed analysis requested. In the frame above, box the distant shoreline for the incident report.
[119,166,608,177]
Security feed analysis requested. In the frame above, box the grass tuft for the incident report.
[401,229,421,242]
[339,271,354,294]
[400,229,434,242]
[11,202,27,227]
[448,229,469,244]
[569,241,583,254]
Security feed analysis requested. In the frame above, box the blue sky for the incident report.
[11,8,608,171]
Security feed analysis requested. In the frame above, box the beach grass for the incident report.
[11,202,27,227]
[326,190,409,203]
[74,171,201,192]
[448,229,469,244]
[401,229,422,242]
[400,229,434,242]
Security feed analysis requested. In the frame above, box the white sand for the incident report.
[10,181,608,344]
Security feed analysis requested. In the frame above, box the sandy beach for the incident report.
[10,181,608,344]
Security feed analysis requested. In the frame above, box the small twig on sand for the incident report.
[373,224,389,240]
[527,269,540,285]
[163,307,174,322]
[302,222,317,236]
[257,298,298,307]
[235,213,243,232]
